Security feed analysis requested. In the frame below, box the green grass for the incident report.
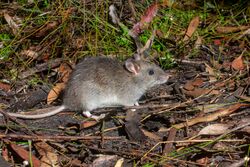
[0,0,248,81]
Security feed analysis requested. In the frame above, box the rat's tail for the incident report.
[0,106,66,119]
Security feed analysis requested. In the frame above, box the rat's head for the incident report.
[125,54,169,89]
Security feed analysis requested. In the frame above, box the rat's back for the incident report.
[62,56,129,111]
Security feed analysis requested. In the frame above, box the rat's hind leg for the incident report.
[82,111,105,121]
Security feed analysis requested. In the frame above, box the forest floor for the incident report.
[0,0,250,167]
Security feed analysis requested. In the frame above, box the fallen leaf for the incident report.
[198,124,231,135]
[10,143,41,167]
[0,82,11,92]
[80,121,98,129]
[231,55,244,70]
[209,89,220,95]
[213,39,222,46]
[184,78,204,91]
[192,78,204,86]
[196,103,231,113]
[162,0,176,7]
[182,88,210,98]
[236,95,250,102]
[194,36,203,49]
[238,28,250,39]
[4,13,19,35]
[114,158,124,167]
[241,126,250,134]
[20,50,39,59]
[183,81,195,91]
[109,5,120,24]
[216,26,250,34]
[34,142,59,167]
[92,155,118,167]
[35,21,58,37]
[213,142,233,151]
[196,157,208,166]
[57,63,73,82]
[47,83,66,104]
[183,16,199,41]
[2,147,9,162]
[237,117,250,134]
[205,63,217,82]
[171,103,248,130]
[141,129,161,141]
[129,3,159,37]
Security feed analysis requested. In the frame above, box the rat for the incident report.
[1,54,169,120]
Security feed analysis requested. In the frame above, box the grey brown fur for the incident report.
[63,56,168,111]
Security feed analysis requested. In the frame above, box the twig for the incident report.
[18,58,63,79]
[162,128,176,155]
[128,0,137,19]
[0,133,122,141]
[0,109,35,135]
[87,146,158,163]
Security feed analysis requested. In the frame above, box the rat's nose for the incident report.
[159,74,170,83]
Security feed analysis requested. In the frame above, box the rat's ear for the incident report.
[125,59,140,74]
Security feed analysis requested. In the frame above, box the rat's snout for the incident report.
[158,73,170,84]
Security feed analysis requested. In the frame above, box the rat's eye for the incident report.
[148,69,154,75]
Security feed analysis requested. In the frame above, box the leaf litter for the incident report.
[0,0,249,166]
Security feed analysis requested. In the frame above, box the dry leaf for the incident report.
[196,103,231,113]
[57,63,73,82]
[183,16,199,41]
[92,155,118,167]
[183,81,195,91]
[238,28,250,39]
[241,126,250,134]
[141,129,161,141]
[114,158,124,167]
[109,5,120,24]
[216,26,250,34]
[35,21,58,37]
[213,39,222,46]
[192,78,204,86]
[194,36,203,49]
[209,89,220,95]
[20,50,39,59]
[205,63,217,82]
[198,124,231,135]
[80,121,98,129]
[0,82,11,92]
[34,142,59,167]
[196,157,208,166]
[231,55,244,70]
[237,95,250,102]
[171,103,248,130]
[129,3,159,37]
[47,83,66,104]
[237,117,250,134]
[184,78,204,91]
[2,147,9,162]
[162,0,176,7]
[4,13,19,35]
[10,143,41,167]
[183,88,210,98]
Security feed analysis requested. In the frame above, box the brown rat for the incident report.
[1,55,169,120]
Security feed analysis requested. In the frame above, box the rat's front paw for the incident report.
[82,111,106,121]
[131,102,139,112]
[90,114,106,121]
